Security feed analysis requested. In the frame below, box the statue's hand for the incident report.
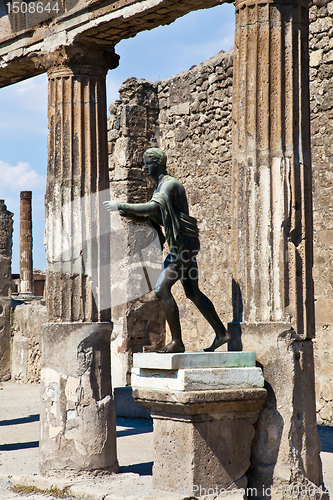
[103,201,118,212]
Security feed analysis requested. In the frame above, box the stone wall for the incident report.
[0,200,13,381]
[309,0,333,426]
[108,79,165,387]
[11,301,47,383]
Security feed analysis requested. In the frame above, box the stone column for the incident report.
[232,0,314,334]
[230,0,324,494]
[0,200,13,381]
[20,191,33,295]
[34,43,120,474]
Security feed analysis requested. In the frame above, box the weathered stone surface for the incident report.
[134,386,268,414]
[0,200,13,382]
[133,351,256,369]
[45,45,118,323]
[133,386,266,490]
[229,324,323,495]
[11,301,47,383]
[313,324,333,426]
[310,0,333,426]
[40,322,118,474]
[40,43,118,474]
[19,191,33,295]
[132,366,264,391]
[0,0,231,88]
[232,0,314,339]
[108,78,165,390]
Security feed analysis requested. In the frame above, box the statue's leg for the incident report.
[181,258,232,351]
[155,254,185,353]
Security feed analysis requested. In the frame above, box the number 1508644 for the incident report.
[7,1,59,14]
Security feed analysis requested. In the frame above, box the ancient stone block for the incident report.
[11,301,47,382]
[40,322,118,474]
[229,323,323,494]
[133,384,266,491]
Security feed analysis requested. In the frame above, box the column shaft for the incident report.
[38,44,119,473]
[232,0,314,338]
[45,52,116,322]
[230,0,323,491]
[20,191,33,295]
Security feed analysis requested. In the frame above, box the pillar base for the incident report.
[132,352,266,492]
[40,322,118,475]
[228,322,325,495]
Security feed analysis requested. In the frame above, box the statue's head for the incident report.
[143,148,167,169]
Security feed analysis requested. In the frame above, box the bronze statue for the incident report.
[104,148,232,353]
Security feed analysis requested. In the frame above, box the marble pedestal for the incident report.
[132,352,266,492]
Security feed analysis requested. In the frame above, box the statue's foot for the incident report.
[203,330,232,352]
[157,341,185,353]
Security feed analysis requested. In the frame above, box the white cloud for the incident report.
[0,74,48,137]
[0,160,46,195]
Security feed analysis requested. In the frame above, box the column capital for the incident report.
[235,0,308,8]
[30,42,119,77]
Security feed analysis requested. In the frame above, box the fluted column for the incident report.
[231,0,314,338]
[230,0,323,492]
[44,44,119,322]
[20,191,33,295]
[34,44,120,474]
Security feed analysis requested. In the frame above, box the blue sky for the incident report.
[0,4,235,274]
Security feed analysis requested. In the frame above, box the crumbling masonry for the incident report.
[0,200,13,382]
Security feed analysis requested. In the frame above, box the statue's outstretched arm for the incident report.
[103,200,158,216]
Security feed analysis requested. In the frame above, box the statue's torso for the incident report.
[154,174,189,215]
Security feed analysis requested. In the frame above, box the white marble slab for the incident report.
[131,367,264,391]
[133,351,256,370]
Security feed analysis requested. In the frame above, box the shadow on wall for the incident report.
[227,278,243,352]
[318,426,333,453]
[228,279,284,497]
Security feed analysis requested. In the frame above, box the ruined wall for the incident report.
[108,79,165,387]
[0,200,13,381]
[11,301,47,383]
[309,0,333,425]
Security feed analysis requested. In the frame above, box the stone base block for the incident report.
[152,411,255,491]
[132,366,264,391]
[40,322,118,475]
[133,386,267,491]
[11,335,29,382]
[133,351,256,370]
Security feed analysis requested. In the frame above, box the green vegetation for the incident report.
[11,484,74,498]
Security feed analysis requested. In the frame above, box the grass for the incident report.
[11,484,74,498]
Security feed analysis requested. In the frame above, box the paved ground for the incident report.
[0,382,332,499]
